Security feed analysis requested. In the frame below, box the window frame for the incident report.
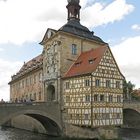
[95,79,100,87]
[72,44,77,55]
[85,95,90,102]
[116,81,120,89]
[106,80,111,88]
[66,82,70,89]
[108,95,113,102]
[100,94,105,102]
[85,79,90,87]
[94,94,98,102]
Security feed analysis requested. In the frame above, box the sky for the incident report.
[0,0,140,101]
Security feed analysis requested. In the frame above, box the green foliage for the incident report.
[123,80,135,94]
[123,79,135,100]
[132,90,140,101]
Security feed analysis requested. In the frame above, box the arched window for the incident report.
[47,85,55,101]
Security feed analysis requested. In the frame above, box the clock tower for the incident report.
[40,0,105,103]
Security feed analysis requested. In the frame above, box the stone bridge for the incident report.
[1,101,140,136]
[124,101,140,112]
[123,101,140,128]
[0,102,62,136]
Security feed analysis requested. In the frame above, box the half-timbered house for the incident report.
[63,45,124,127]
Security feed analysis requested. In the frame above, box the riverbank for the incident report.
[1,126,140,140]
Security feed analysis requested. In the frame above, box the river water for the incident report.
[1,127,140,140]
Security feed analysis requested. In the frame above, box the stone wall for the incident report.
[64,123,119,139]
[64,123,99,139]
[59,33,102,76]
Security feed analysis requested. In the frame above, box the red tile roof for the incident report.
[19,54,43,73]
[64,46,107,78]
[10,54,43,82]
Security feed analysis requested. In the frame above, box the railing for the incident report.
[0,101,59,107]
[123,99,140,104]
[123,100,140,109]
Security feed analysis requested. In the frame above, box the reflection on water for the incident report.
[1,126,140,140]
[0,126,90,140]
[0,126,48,140]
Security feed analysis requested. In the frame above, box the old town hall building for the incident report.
[9,0,124,128]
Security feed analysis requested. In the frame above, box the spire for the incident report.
[66,0,81,21]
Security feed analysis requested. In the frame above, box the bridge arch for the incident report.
[1,109,62,136]
[123,108,140,128]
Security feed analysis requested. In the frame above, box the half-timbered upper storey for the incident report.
[63,45,124,127]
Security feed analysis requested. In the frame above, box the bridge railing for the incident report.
[123,99,140,104]
[0,101,59,107]
[123,99,140,109]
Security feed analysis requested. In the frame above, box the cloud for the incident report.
[0,0,7,2]
[132,24,140,31]
[0,0,66,45]
[82,0,134,27]
[0,0,134,45]
[0,59,22,101]
[111,36,140,88]
[0,48,4,52]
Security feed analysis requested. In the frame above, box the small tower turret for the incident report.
[66,0,81,21]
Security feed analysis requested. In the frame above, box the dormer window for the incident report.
[88,58,96,64]
[89,59,94,64]
[75,61,82,66]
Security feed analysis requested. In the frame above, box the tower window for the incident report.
[72,44,77,55]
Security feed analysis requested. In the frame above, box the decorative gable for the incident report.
[93,47,124,80]
[40,28,56,45]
